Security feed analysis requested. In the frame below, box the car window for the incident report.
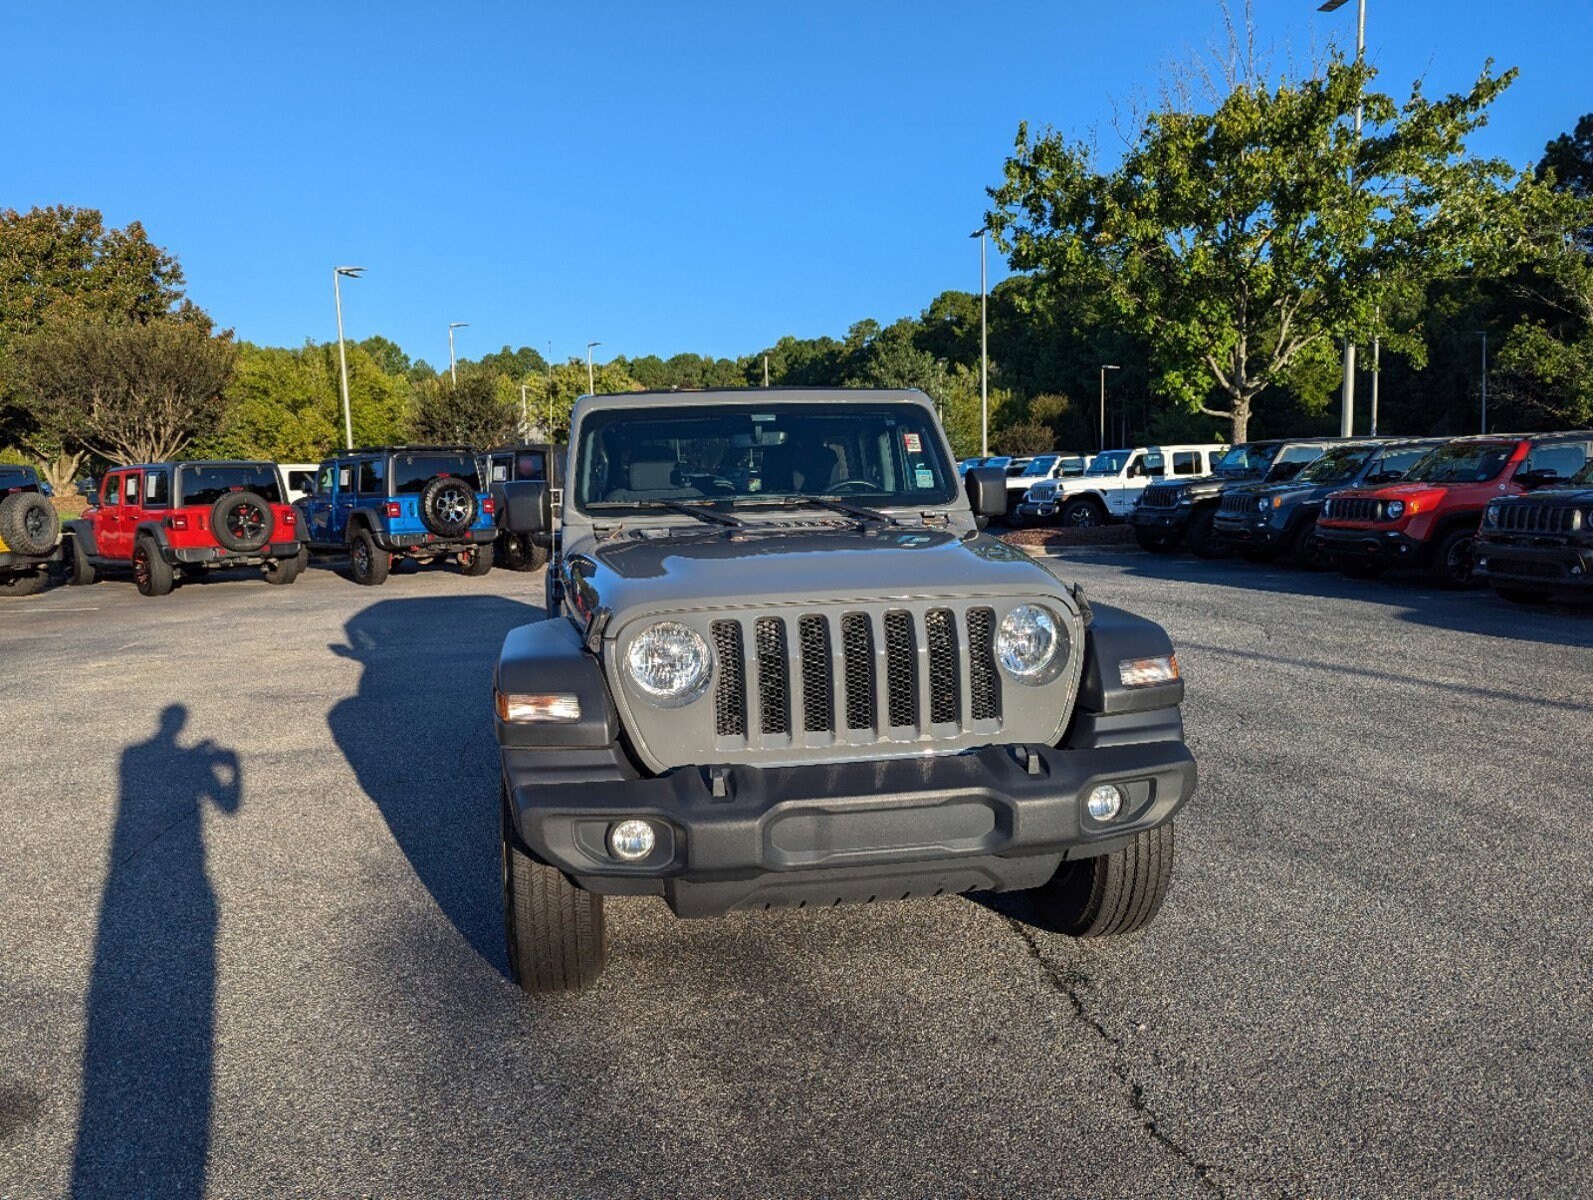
[1277,444,1325,466]
[516,452,545,480]
[1171,452,1201,476]
[177,463,284,507]
[357,459,385,495]
[1213,444,1279,475]
[1373,447,1429,479]
[285,469,314,494]
[123,474,141,505]
[1086,451,1131,476]
[101,475,121,507]
[1522,443,1591,480]
[143,470,170,507]
[1404,442,1514,484]
[391,453,482,494]
[1296,445,1375,485]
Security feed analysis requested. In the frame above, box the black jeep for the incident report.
[0,465,62,597]
[482,442,564,571]
[1210,439,1443,567]
[1129,439,1340,558]
[1474,448,1593,603]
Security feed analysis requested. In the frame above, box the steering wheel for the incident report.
[826,478,878,494]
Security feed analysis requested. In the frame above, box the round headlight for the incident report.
[1256,497,1270,513]
[1484,503,1501,528]
[1323,499,1333,518]
[1384,500,1405,520]
[626,621,710,702]
[996,604,1062,682]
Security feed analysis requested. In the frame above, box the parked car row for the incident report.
[1,442,566,600]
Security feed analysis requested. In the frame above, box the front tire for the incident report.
[1432,527,1479,589]
[1060,498,1105,529]
[67,535,97,586]
[0,569,48,597]
[459,545,494,576]
[1029,823,1175,938]
[1289,518,1332,570]
[133,537,174,597]
[502,795,607,994]
[1185,508,1231,559]
[262,555,301,585]
[349,528,390,586]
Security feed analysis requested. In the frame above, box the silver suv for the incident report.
[493,388,1196,993]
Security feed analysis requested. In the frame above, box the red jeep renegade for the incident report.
[63,460,305,597]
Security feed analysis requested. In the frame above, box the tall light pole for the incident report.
[1476,331,1489,434]
[520,384,529,438]
[448,322,469,384]
[970,230,989,457]
[547,342,554,436]
[1319,0,1367,436]
[586,341,602,395]
[332,267,365,450]
[1098,365,1121,452]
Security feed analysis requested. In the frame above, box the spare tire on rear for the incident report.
[0,492,59,555]
[212,491,275,552]
[419,475,477,537]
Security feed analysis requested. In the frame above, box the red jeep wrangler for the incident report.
[1313,434,1592,587]
[63,460,305,597]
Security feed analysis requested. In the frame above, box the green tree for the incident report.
[989,58,1528,441]
[411,373,520,446]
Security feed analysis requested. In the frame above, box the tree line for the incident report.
[2,60,1589,488]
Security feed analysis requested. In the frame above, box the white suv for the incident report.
[1016,444,1225,527]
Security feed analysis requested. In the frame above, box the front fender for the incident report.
[495,617,619,749]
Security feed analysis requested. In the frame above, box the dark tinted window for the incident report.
[1297,445,1376,485]
[101,474,121,507]
[1373,447,1430,480]
[1522,442,1591,480]
[391,453,481,494]
[1214,444,1281,476]
[357,459,385,495]
[1404,442,1514,484]
[177,464,284,507]
[516,452,546,480]
[143,470,171,507]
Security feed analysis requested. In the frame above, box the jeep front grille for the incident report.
[1495,504,1577,535]
[1140,487,1181,510]
[710,606,1002,748]
[1329,497,1382,522]
[1218,492,1256,517]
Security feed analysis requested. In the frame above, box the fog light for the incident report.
[1087,784,1124,821]
[608,819,656,861]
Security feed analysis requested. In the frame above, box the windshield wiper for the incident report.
[735,494,900,526]
[587,499,743,528]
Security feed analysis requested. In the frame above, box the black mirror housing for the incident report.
[965,467,1007,518]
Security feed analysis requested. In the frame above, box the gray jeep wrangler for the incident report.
[494,388,1195,993]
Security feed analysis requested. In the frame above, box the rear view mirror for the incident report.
[965,467,1007,518]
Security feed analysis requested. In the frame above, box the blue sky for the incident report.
[9,1,1590,369]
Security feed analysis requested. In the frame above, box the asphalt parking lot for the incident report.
[2,552,1589,1199]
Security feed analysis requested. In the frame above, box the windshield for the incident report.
[1571,457,1593,486]
[1296,445,1376,485]
[1086,451,1131,476]
[391,453,481,493]
[177,463,283,507]
[1403,442,1513,484]
[1020,456,1059,478]
[1214,444,1280,476]
[573,402,957,512]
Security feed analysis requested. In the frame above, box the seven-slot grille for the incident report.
[1495,503,1577,535]
[709,607,1002,745]
[1218,491,1259,517]
[1139,487,1181,510]
[1327,496,1382,522]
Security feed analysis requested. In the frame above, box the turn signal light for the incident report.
[495,691,581,723]
[482,496,496,515]
[166,514,189,531]
[385,501,402,518]
[1119,655,1180,688]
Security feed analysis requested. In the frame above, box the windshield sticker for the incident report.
[903,432,922,453]
[914,467,935,488]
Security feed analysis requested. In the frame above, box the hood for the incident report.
[565,525,1066,623]
[1499,486,1593,506]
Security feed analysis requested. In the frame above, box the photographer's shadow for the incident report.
[72,705,241,1200]
[326,594,543,978]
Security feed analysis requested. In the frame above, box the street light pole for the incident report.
[1319,0,1367,436]
[520,384,529,438]
[333,266,365,450]
[448,322,469,384]
[970,230,989,457]
[1478,331,1489,434]
[1098,365,1121,453]
[586,341,602,395]
[547,342,554,437]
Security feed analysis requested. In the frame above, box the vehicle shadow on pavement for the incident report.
[1052,547,1593,647]
[71,705,242,1200]
[327,593,543,978]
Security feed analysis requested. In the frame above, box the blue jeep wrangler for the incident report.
[296,445,496,585]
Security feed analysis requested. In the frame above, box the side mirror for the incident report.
[965,467,1007,518]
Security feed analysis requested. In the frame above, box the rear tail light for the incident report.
[385,501,402,518]
[166,514,189,531]
[482,496,495,515]
[281,510,296,526]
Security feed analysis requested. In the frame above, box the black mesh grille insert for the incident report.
[798,615,833,733]
[710,621,746,737]
[754,617,790,735]
[883,610,917,728]
[967,607,1001,722]
[841,613,875,731]
[925,609,958,725]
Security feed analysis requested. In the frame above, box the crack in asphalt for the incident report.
[1005,916,1232,1199]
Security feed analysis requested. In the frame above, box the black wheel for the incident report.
[1029,823,1175,938]
[1185,508,1232,559]
[1134,527,1179,553]
[1432,527,1479,589]
[502,792,607,994]
[133,537,174,597]
[211,491,275,552]
[1341,560,1387,580]
[459,545,494,576]
[502,535,550,571]
[1494,585,1550,605]
[0,569,49,597]
[293,545,310,575]
[1060,498,1105,528]
[419,475,478,538]
[0,492,60,555]
[262,554,300,585]
[348,528,390,586]
[1288,518,1332,571]
[66,535,97,586]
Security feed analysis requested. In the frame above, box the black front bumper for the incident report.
[1212,515,1287,547]
[1314,525,1424,563]
[1128,507,1192,534]
[1474,537,1593,589]
[505,735,1196,917]
[167,540,302,565]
